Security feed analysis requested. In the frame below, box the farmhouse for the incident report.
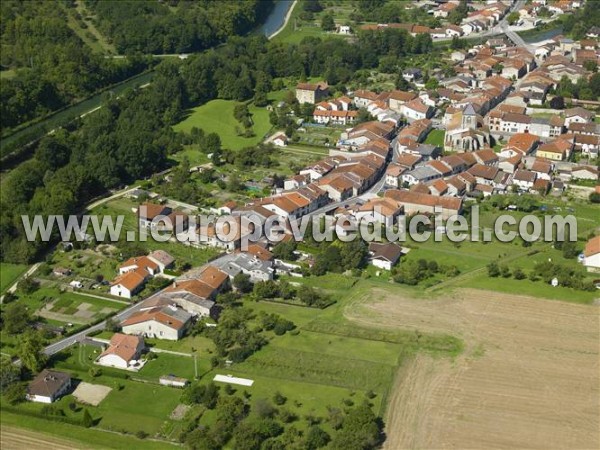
[26,370,71,404]
[368,242,402,271]
[110,269,148,299]
[97,334,145,370]
[121,305,192,341]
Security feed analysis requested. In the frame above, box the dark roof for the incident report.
[27,369,70,398]
[369,242,402,263]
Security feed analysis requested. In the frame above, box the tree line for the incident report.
[0,1,153,133]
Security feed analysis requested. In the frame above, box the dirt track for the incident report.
[346,288,600,450]
[0,426,80,450]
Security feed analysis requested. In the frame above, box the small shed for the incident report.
[160,375,189,388]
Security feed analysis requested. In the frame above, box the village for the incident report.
[1,1,599,448]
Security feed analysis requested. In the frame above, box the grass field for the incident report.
[424,129,445,147]
[174,100,273,150]
[0,263,28,293]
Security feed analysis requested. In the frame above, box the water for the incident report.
[260,0,294,38]
[522,25,564,44]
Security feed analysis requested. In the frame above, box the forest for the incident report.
[87,0,274,54]
[0,1,152,133]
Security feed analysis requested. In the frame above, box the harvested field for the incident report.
[72,381,112,406]
[0,426,80,449]
[346,288,600,450]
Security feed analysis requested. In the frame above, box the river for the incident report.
[260,0,295,38]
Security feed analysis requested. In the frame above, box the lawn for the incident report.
[0,262,28,293]
[140,352,212,380]
[424,129,445,147]
[174,99,273,150]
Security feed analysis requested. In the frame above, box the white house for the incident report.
[401,98,433,121]
[97,334,145,370]
[121,305,192,341]
[583,236,600,271]
[368,242,402,271]
[110,269,148,299]
[272,132,288,147]
[26,370,71,404]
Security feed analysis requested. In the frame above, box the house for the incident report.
[385,163,406,188]
[564,107,595,126]
[110,269,148,299]
[121,305,192,341]
[502,132,539,156]
[52,267,72,277]
[530,159,553,180]
[401,98,433,121]
[97,334,145,370]
[385,190,463,220]
[162,278,219,316]
[402,68,422,82]
[368,242,402,271]
[272,132,288,147]
[26,370,71,404]
[355,197,403,228]
[148,250,175,272]
[583,236,600,271]
[512,169,537,190]
[571,165,599,180]
[388,90,418,112]
[536,139,573,161]
[296,82,329,104]
[119,256,160,276]
[138,203,188,231]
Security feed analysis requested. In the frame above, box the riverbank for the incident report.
[266,0,297,40]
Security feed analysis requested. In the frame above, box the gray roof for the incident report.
[463,104,476,116]
[407,166,440,181]
[416,144,441,157]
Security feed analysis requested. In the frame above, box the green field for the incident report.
[174,99,272,150]
[424,129,445,146]
[0,263,28,293]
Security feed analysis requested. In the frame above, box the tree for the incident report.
[507,12,520,25]
[273,392,287,406]
[17,277,40,294]
[338,240,367,271]
[549,96,565,109]
[487,262,500,277]
[2,302,31,334]
[233,273,253,293]
[3,383,26,405]
[305,425,330,450]
[271,241,297,261]
[0,355,21,389]
[16,330,47,373]
[83,409,94,427]
[321,13,335,32]
[562,241,579,259]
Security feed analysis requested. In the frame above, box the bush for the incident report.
[513,268,526,280]
[273,392,287,406]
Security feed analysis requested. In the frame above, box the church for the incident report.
[444,104,491,153]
